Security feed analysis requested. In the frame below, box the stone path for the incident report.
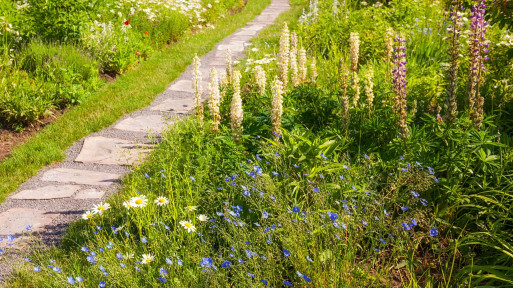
[0,0,290,279]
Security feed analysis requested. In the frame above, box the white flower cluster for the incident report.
[497,32,513,47]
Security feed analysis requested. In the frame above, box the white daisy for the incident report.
[123,201,133,209]
[197,214,209,222]
[82,210,94,220]
[154,196,169,206]
[140,254,154,264]
[179,220,196,233]
[131,195,148,208]
[92,202,111,215]
[185,205,197,212]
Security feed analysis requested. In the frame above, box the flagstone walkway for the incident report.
[0,0,290,278]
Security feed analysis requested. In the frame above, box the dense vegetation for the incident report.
[5,0,513,287]
[0,0,243,130]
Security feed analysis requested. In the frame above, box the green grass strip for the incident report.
[0,0,270,203]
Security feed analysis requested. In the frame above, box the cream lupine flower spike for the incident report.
[271,77,283,138]
[363,66,374,111]
[298,48,307,83]
[349,32,360,105]
[230,71,243,142]
[290,32,299,87]
[254,65,266,95]
[208,67,221,131]
[310,57,317,84]
[226,48,232,85]
[279,23,290,91]
[192,54,203,120]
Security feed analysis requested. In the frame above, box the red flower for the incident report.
[136,51,140,56]
[124,20,130,25]
[144,31,149,36]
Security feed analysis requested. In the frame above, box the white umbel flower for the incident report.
[230,71,243,142]
[279,23,290,91]
[208,68,221,131]
[254,65,266,95]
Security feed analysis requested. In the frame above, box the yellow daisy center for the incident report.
[135,199,143,204]
[87,214,92,218]
[159,198,166,203]
[185,223,192,228]
[187,206,193,210]
[145,258,152,263]
[98,206,104,210]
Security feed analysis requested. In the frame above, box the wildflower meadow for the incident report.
[3,0,513,287]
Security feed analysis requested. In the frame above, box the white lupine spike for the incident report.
[192,55,203,120]
[254,65,266,95]
[299,48,307,83]
[226,48,232,84]
[230,71,243,142]
[279,23,290,91]
[310,57,317,84]
[290,32,299,87]
[208,68,221,131]
[271,77,284,138]
[364,67,374,110]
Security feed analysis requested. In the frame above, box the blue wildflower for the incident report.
[34,266,42,272]
[430,228,439,237]
[221,260,231,268]
[261,280,268,285]
[411,191,419,198]
[158,277,167,283]
[313,187,320,193]
[262,210,269,219]
[75,276,84,282]
[292,206,300,213]
[380,238,386,244]
[402,223,411,231]
[401,206,408,211]
[329,212,338,221]
[283,249,290,257]
[283,280,293,286]
[99,281,106,288]
[200,258,213,268]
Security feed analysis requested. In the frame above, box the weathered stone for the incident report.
[0,208,58,236]
[11,185,80,200]
[244,25,264,31]
[75,137,152,165]
[168,80,208,93]
[41,168,121,186]
[74,188,105,200]
[217,41,246,52]
[234,29,258,36]
[151,98,195,114]
[114,115,170,133]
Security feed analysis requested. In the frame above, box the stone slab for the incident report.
[0,208,58,236]
[217,41,246,52]
[151,98,195,113]
[11,185,81,200]
[41,168,121,186]
[234,30,258,36]
[168,80,208,93]
[244,25,264,31]
[74,188,105,200]
[75,136,152,165]
[114,115,169,133]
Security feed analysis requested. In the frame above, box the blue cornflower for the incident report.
[320,152,328,159]
[200,258,213,268]
[87,256,96,264]
[411,218,418,226]
[159,268,168,276]
[430,228,439,237]
[313,187,320,193]
[261,280,268,285]
[7,235,14,241]
[292,206,300,213]
[262,210,269,219]
[275,152,279,157]
[165,258,173,265]
[329,212,338,221]
[177,259,183,266]
[221,260,231,268]
[384,209,390,216]
[272,171,279,176]
[254,166,262,175]
[434,177,439,183]
[401,206,408,211]
[362,220,368,226]
[81,246,89,252]
[400,156,405,160]
[411,191,419,198]
[293,164,299,168]
[53,266,61,273]
[420,198,428,207]
[120,263,126,268]
[238,258,244,264]
[306,256,313,262]
[374,248,380,253]
[158,277,167,283]
[400,168,408,172]
[34,266,42,272]
[248,272,254,278]
[364,154,369,159]
[76,276,84,282]
[141,237,147,244]
[402,223,411,231]
[380,238,386,244]
[283,280,293,286]
[256,154,262,161]
[283,249,290,257]
[66,276,75,284]
[99,281,106,288]
[266,235,272,244]
[144,173,150,178]
[190,176,196,181]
